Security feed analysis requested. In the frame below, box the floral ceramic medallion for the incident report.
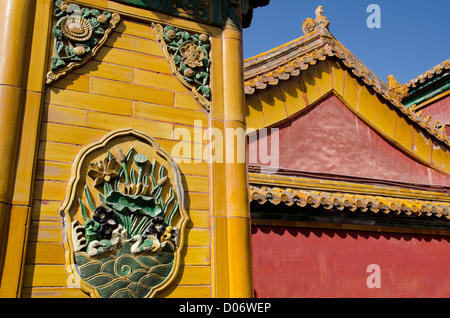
[153,23,211,111]
[47,0,121,84]
[60,128,188,298]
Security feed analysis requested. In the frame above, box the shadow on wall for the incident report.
[251,225,450,243]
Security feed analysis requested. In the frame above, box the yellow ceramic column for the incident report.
[222,27,253,298]
[0,0,35,280]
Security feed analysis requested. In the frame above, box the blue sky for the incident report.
[243,0,450,84]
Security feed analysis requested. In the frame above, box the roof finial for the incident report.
[387,75,408,102]
[302,5,330,35]
[315,6,324,19]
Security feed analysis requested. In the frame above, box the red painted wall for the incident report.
[252,225,450,298]
[248,94,450,186]
[420,94,450,135]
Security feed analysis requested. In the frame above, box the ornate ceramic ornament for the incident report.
[302,6,330,35]
[110,0,258,29]
[60,128,188,298]
[153,23,212,111]
[47,1,121,84]
[387,75,408,102]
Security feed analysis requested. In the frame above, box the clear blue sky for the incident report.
[243,0,450,84]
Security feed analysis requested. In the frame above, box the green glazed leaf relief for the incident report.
[77,146,180,254]
[47,1,121,84]
[60,129,188,298]
[153,23,212,111]
[104,191,163,218]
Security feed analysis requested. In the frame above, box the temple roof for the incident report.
[405,59,450,93]
[243,6,449,148]
[402,59,450,109]
[244,6,450,233]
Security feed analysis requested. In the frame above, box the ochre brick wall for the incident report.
[22,17,212,298]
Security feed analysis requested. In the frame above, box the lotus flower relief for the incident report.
[118,182,149,196]
[87,156,120,187]
[61,128,189,298]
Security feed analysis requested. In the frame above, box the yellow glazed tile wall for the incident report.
[342,70,359,111]
[314,60,332,95]
[301,66,321,105]
[22,16,213,298]
[257,85,288,127]
[357,83,378,123]
[374,96,397,139]
[279,77,307,118]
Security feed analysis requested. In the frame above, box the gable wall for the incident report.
[249,94,449,186]
[246,59,450,177]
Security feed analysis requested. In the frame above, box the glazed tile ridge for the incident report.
[405,58,450,91]
[243,30,388,97]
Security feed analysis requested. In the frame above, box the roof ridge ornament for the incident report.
[387,74,409,102]
[302,5,330,36]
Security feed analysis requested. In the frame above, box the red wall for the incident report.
[252,225,450,298]
[421,94,450,135]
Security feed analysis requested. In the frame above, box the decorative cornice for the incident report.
[243,6,450,147]
[248,170,450,201]
[243,25,390,100]
[152,23,211,112]
[47,1,121,84]
[249,184,450,219]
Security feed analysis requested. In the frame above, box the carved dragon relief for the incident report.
[46,1,121,84]
[60,128,188,298]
